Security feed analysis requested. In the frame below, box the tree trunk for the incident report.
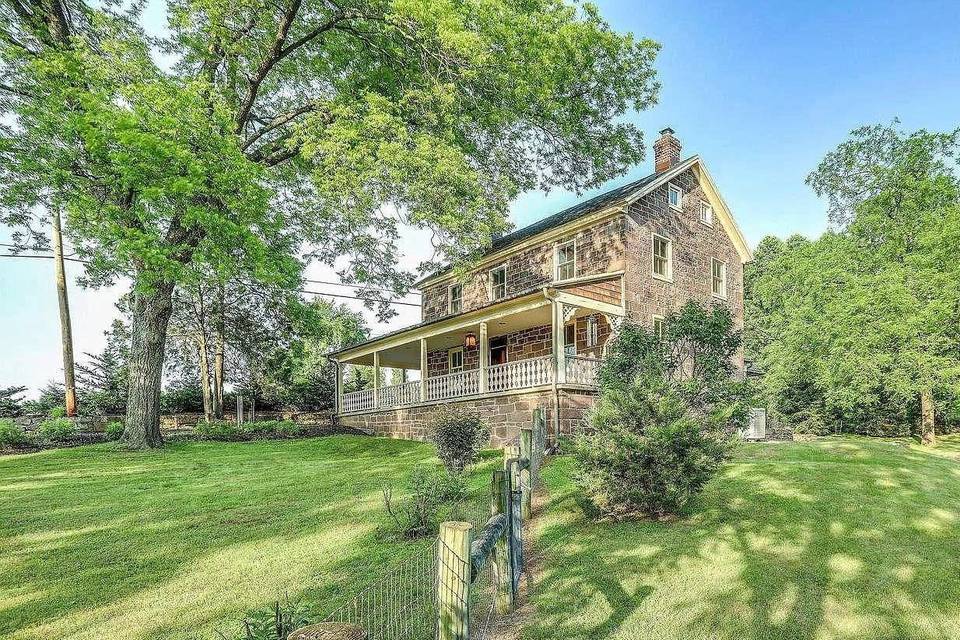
[197,339,213,422]
[123,279,176,449]
[51,208,78,417]
[920,387,936,446]
[213,285,225,419]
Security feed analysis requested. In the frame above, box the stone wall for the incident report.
[623,168,746,370]
[420,216,626,322]
[339,389,598,446]
[14,410,334,433]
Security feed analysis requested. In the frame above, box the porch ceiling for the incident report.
[342,303,555,368]
[340,301,606,369]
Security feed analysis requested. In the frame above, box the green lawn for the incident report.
[0,436,461,640]
[525,436,960,640]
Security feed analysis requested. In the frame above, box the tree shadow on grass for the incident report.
[523,437,960,640]
[0,436,444,639]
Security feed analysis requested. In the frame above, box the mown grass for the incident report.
[525,436,960,640]
[0,436,488,640]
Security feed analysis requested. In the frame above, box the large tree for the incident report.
[749,123,960,443]
[1,0,661,447]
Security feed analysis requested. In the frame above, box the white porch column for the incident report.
[479,321,489,393]
[373,351,381,408]
[419,338,428,401]
[552,301,567,384]
[335,360,343,413]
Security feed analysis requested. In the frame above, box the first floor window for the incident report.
[711,258,727,298]
[586,316,599,347]
[448,284,463,314]
[653,315,665,339]
[652,234,672,280]
[448,348,464,373]
[555,240,575,280]
[564,323,576,356]
[490,265,507,300]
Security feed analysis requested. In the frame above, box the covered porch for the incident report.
[331,286,624,415]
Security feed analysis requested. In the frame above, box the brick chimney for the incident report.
[653,127,682,173]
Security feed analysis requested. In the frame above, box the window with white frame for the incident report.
[668,183,683,210]
[490,265,507,300]
[448,347,464,373]
[699,200,713,226]
[555,240,575,281]
[564,323,576,356]
[586,315,599,347]
[653,315,665,339]
[711,258,727,298]
[652,234,672,280]
[448,284,463,314]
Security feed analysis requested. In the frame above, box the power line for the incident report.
[301,289,421,307]
[0,253,422,307]
[303,278,422,296]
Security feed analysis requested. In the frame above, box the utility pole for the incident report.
[51,208,77,417]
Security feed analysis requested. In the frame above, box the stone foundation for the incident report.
[338,388,598,447]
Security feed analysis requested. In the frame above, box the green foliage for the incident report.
[48,405,67,419]
[76,319,130,415]
[193,420,243,441]
[104,420,125,441]
[0,418,30,447]
[429,408,489,474]
[36,417,79,442]
[575,303,748,519]
[0,386,27,418]
[160,383,205,414]
[748,122,960,437]
[230,598,316,640]
[381,465,466,539]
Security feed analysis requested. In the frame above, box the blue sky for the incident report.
[2,0,959,394]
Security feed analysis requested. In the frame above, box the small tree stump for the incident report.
[288,622,367,640]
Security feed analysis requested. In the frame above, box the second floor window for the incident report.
[490,265,507,300]
[712,258,727,298]
[555,240,575,281]
[652,234,672,280]
[448,284,462,314]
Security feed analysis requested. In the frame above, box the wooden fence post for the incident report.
[519,428,533,520]
[437,522,473,640]
[532,407,546,475]
[490,470,515,613]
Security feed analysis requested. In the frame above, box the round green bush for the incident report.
[429,408,488,474]
[36,417,79,442]
[105,420,125,440]
[0,418,30,447]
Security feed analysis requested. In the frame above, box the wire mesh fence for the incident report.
[320,413,545,640]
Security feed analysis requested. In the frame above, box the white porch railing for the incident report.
[379,380,421,409]
[341,387,376,413]
[566,356,601,385]
[487,356,554,393]
[339,355,601,413]
[426,369,481,401]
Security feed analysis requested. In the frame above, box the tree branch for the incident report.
[241,101,326,151]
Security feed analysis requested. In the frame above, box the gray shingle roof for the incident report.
[417,170,662,286]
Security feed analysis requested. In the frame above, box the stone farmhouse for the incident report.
[330,129,752,444]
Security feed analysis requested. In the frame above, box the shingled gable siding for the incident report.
[420,216,627,322]
[622,168,745,370]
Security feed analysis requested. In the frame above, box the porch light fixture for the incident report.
[464,332,477,349]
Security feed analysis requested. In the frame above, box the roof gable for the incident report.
[417,155,751,287]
